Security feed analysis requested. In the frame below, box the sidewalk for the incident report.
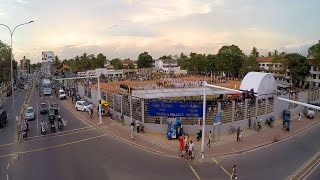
[62,98,320,158]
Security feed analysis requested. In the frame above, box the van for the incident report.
[0,109,8,128]
[304,107,315,119]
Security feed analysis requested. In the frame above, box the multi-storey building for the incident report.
[19,56,31,75]
[152,59,180,74]
[257,56,320,88]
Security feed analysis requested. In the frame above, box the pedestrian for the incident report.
[189,140,194,160]
[298,112,301,121]
[230,164,237,180]
[207,131,212,148]
[130,123,134,140]
[121,114,125,126]
[248,118,251,129]
[236,126,240,141]
[89,108,93,119]
[239,130,243,142]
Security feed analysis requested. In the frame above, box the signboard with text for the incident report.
[149,101,203,117]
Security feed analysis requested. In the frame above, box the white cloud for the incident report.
[16,0,28,4]
[128,0,218,23]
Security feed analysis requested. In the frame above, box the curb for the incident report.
[207,120,320,157]
[290,152,320,180]
[61,100,97,127]
[17,81,34,143]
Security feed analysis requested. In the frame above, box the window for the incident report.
[262,64,265,66]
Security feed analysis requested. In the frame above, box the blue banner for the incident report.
[149,101,203,117]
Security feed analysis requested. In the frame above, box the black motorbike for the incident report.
[265,117,274,128]
[51,123,56,133]
[58,121,63,130]
[196,130,202,141]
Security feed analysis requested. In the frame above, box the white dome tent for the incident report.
[240,72,276,96]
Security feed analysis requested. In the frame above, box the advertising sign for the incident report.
[42,51,54,61]
[213,112,222,125]
[149,101,203,117]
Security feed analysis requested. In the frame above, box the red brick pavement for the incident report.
[62,98,320,158]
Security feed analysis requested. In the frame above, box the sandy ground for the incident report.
[91,77,241,94]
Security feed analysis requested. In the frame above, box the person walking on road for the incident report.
[88,108,93,119]
[207,131,212,148]
[189,140,194,161]
[230,164,237,180]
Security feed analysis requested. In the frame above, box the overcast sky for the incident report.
[0,0,319,63]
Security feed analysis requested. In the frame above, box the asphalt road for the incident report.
[0,89,28,145]
[305,161,320,180]
[0,80,197,180]
[193,121,320,180]
[1,78,320,180]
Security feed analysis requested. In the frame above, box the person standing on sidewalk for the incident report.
[130,123,134,140]
[248,118,251,129]
[298,112,301,121]
[239,130,243,142]
[236,126,241,141]
[207,131,212,148]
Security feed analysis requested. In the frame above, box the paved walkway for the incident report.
[62,98,320,159]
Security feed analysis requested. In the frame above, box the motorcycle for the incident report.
[265,117,274,128]
[41,125,46,135]
[196,130,202,141]
[51,123,56,133]
[22,130,27,140]
[58,121,63,130]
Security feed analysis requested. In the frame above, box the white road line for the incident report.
[6,174,8,180]
[188,164,201,180]
[7,163,9,170]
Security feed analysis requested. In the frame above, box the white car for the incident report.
[58,89,66,100]
[75,100,92,112]
[304,107,315,119]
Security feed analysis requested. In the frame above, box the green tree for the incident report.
[240,56,260,75]
[0,40,13,84]
[111,58,123,70]
[308,41,320,67]
[251,47,259,57]
[137,52,153,68]
[284,53,309,86]
[177,52,189,70]
[205,54,216,72]
[216,45,245,76]
[52,55,62,70]
[159,55,173,59]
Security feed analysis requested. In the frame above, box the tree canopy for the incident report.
[0,40,17,84]
[284,53,310,86]
[308,41,320,67]
[137,52,153,68]
[216,45,245,76]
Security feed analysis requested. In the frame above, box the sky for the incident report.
[0,0,319,63]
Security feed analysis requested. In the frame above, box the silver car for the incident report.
[26,107,35,121]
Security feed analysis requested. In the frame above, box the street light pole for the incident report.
[0,21,34,122]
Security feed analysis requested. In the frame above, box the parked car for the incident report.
[304,106,315,119]
[25,106,35,121]
[39,103,48,114]
[0,109,8,128]
[75,100,92,112]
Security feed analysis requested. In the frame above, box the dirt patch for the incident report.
[91,77,242,94]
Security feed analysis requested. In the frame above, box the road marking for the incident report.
[0,143,14,147]
[0,133,109,159]
[7,174,8,180]
[24,126,96,142]
[188,164,201,180]
[212,158,231,177]
[62,101,94,127]
[7,163,9,170]
[290,152,320,180]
